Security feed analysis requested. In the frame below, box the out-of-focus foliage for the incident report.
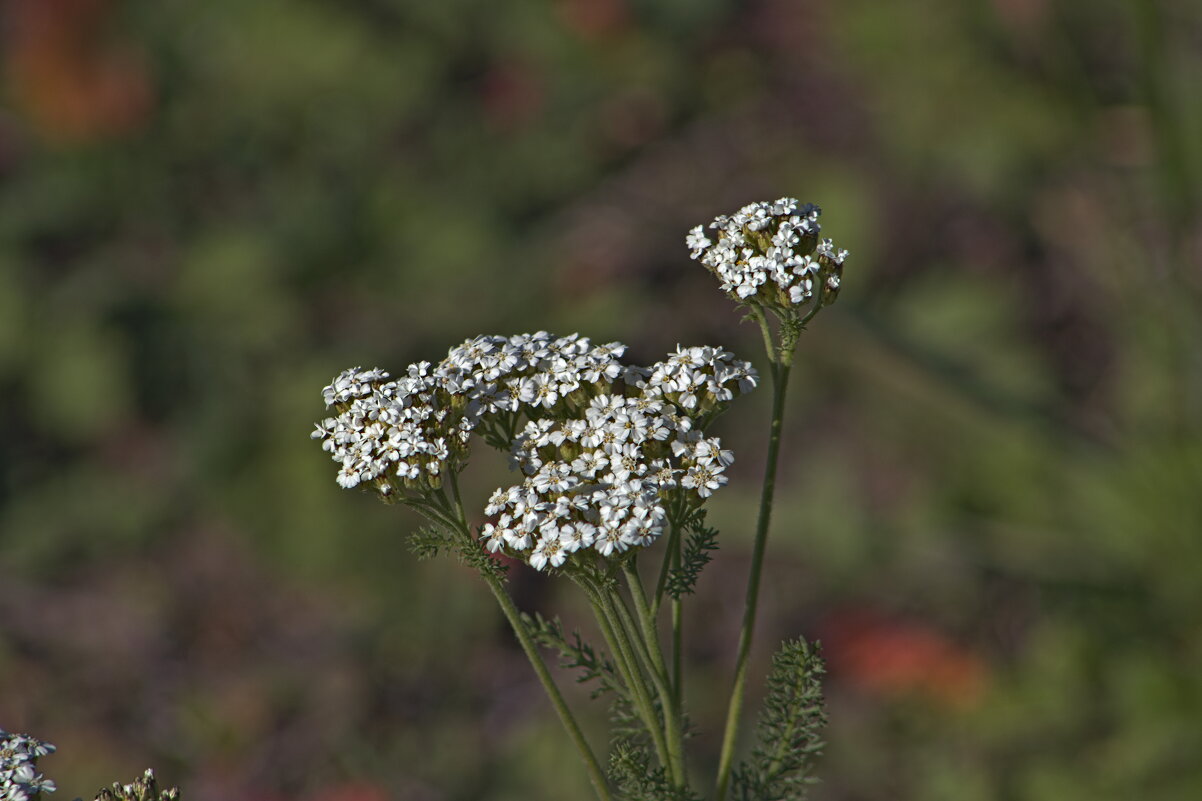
[1,0,1200,799]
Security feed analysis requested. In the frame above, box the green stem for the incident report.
[751,305,778,379]
[448,468,465,511]
[406,497,462,534]
[609,576,673,725]
[651,507,687,703]
[651,519,683,615]
[579,573,673,776]
[622,562,686,785]
[670,530,684,714]
[481,572,613,801]
[714,316,797,801]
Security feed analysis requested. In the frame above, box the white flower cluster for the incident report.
[482,393,735,570]
[476,345,754,571]
[1,730,56,801]
[438,332,627,416]
[313,364,454,492]
[312,333,630,495]
[687,197,847,312]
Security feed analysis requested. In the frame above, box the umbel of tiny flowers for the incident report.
[687,197,846,328]
[91,770,179,801]
[312,332,629,500]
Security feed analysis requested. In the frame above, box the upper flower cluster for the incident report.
[1,729,56,800]
[687,198,847,317]
[439,332,627,417]
[314,335,757,570]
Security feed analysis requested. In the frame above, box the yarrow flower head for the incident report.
[1,729,57,801]
[687,197,847,319]
[312,364,461,496]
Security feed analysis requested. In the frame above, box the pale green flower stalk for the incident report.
[687,198,845,801]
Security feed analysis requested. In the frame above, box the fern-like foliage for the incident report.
[731,638,827,801]
[521,612,643,738]
[665,509,719,600]
[408,521,508,580]
[456,533,509,581]
[522,612,623,699]
[608,740,699,801]
[407,524,447,560]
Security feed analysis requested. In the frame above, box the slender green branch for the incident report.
[667,513,685,711]
[441,500,611,801]
[750,305,779,374]
[603,586,680,785]
[480,571,612,801]
[622,562,673,692]
[448,468,465,511]
[670,534,683,713]
[671,597,683,712]
[714,319,797,801]
[578,572,674,776]
[609,575,678,751]
[428,486,459,520]
[652,519,683,615]
[406,498,462,534]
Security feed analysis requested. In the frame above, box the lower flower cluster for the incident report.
[313,335,757,571]
[482,393,734,568]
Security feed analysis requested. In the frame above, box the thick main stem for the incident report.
[714,321,796,801]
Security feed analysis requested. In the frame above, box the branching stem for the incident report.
[579,572,674,779]
[622,561,686,785]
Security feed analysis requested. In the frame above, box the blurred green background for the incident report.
[1,0,1201,799]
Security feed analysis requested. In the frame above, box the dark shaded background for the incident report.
[2,0,1201,799]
